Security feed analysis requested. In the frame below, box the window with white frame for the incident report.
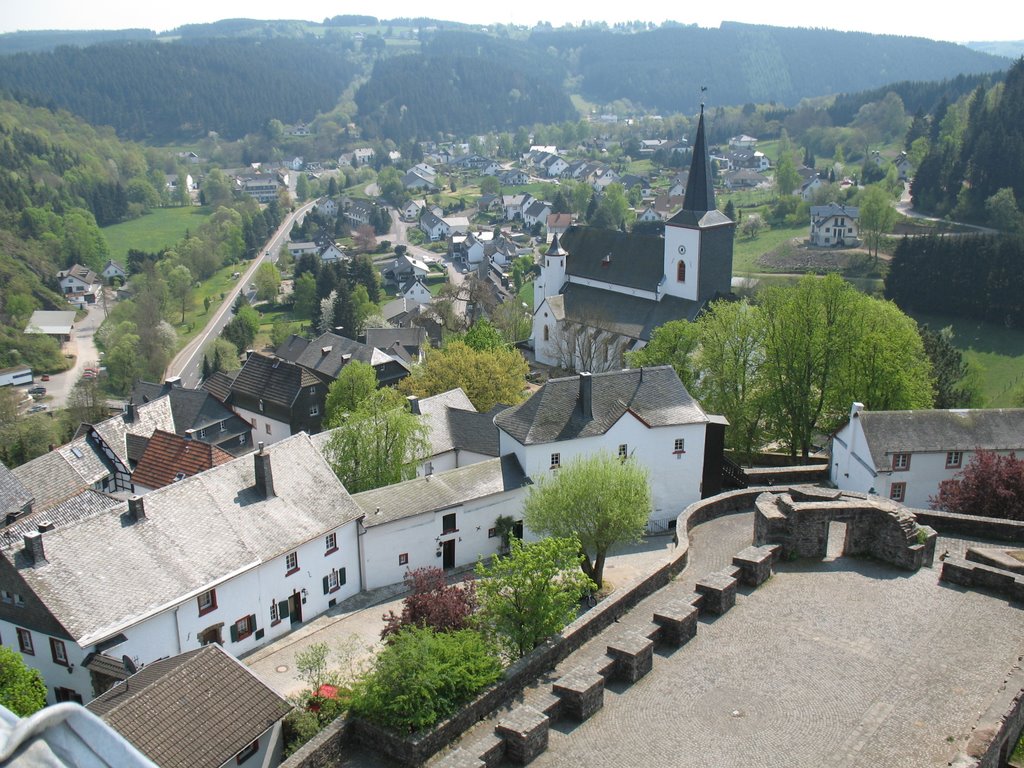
[890,482,906,502]
[269,600,279,624]
[673,438,685,454]
[197,589,217,616]
[946,451,963,469]
[309,404,320,417]
[285,551,298,574]
[891,453,910,471]
[550,452,560,469]
[325,532,337,553]
[618,444,628,461]
[220,420,227,432]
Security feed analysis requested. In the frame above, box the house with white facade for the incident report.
[0,436,363,705]
[87,644,291,768]
[101,260,127,283]
[287,241,320,260]
[390,252,431,281]
[400,277,433,306]
[495,366,723,528]
[523,200,552,230]
[351,147,375,166]
[58,264,102,306]
[351,455,528,588]
[409,389,500,476]
[830,403,1024,509]
[501,193,534,221]
[810,203,860,247]
[420,211,451,242]
[399,199,426,221]
[532,107,734,372]
[499,170,530,187]
[315,197,338,219]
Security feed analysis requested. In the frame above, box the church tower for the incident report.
[534,234,567,312]
[662,105,735,302]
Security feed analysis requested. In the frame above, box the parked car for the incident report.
[41,374,50,381]
[28,404,48,413]
[82,371,96,379]
[28,386,46,396]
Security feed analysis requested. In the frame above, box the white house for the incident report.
[729,134,758,150]
[523,200,552,230]
[101,260,127,282]
[391,253,430,280]
[409,388,500,476]
[287,241,319,259]
[501,194,534,221]
[315,198,338,218]
[351,456,528,589]
[810,203,860,247]
[400,199,425,221]
[0,436,363,705]
[420,211,451,242]
[499,170,530,187]
[444,216,471,236]
[58,264,102,306]
[829,402,1024,509]
[399,277,433,306]
[495,367,717,528]
[318,242,347,263]
[351,147,375,166]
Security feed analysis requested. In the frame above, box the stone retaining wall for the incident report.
[909,508,1024,543]
[951,662,1024,768]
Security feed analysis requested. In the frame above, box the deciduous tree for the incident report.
[399,341,527,412]
[930,450,1024,521]
[323,388,430,493]
[254,262,282,302]
[325,360,378,423]
[475,537,594,659]
[523,453,650,589]
[380,568,478,640]
[624,319,699,391]
[858,184,897,263]
[0,646,46,717]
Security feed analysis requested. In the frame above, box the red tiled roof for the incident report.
[131,430,234,490]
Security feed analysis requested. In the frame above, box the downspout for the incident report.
[356,515,367,593]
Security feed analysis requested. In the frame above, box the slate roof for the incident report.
[547,283,705,343]
[3,434,363,645]
[12,436,115,512]
[857,408,1024,471]
[201,370,236,403]
[416,388,476,455]
[92,398,177,468]
[275,333,394,379]
[231,352,325,407]
[559,225,665,292]
[131,431,234,490]
[352,455,528,528]
[59,263,101,285]
[0,460,32,521]
[495,366,709,445]
[87,644,290,768]
[667,107,734,230]
[811,202,860,220]
[0,489,121,549]
[130,381,254,457]
[364,327,427,365]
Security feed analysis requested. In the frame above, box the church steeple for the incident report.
[682,104,715,214]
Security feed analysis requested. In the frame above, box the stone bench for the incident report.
[496,705,550,765]
[695,571,738,615]
[732,545,779,586]
[605,631,654,684]
[652,601,699,647]
[553,668,605,721]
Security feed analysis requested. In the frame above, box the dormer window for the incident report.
[676,262,686,282]
[258,399,264,413]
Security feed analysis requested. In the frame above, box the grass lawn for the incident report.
[425,273,448,296]
[732,223,808,273]
[252,303,305,351]
[906,311,1024,408]
[102,206,212,260]
[518,280,534,308]
[168,262,247,347]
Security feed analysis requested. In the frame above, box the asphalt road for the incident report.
[32,297,108,410]
[166,199,316,387]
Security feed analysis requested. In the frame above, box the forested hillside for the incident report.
[0,39,360,141]
[528,22,1008,114]
[355,47,576,141]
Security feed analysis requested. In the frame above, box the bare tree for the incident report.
[550,310,625,373]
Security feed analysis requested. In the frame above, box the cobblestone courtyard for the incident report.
[523,516,1023,768]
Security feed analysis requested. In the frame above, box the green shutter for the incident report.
[229,623,239,643]
[322,575,330,594]
[277,600,289,619]
[339,567,346,586]
[249,614,257,631]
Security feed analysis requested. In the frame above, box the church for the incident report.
[531,107,735,371]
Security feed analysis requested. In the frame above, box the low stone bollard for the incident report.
[496,705,550,765]
[695,571,738,615]
[605,631,654,683]
[731,545,779,586]
[653,601,700,647]
[553,668,606,721]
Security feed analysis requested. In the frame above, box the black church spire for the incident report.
[682,104,715,214]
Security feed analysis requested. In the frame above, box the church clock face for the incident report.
[677,245,687,255]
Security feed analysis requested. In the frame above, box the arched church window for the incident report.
[677,261,686,282]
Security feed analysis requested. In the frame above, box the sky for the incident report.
[1,0,1020,43]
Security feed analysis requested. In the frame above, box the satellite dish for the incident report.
[122,655,138,675]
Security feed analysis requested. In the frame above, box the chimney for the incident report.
[23,531,45,564]
[578,372,593,419]
[184,429,195,441]
[128,495,146,521]
[36,521,55,533]
[851,402,864,419]
[124,402,136,423]
[407,395,421,415]
[164,376,182,389]
[254,443,275,498]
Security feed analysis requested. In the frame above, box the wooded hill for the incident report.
[0,19,1009,143]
